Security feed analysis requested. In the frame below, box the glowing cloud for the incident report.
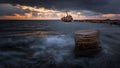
[102,14,116,18]
[0,4,120,20]
[16,5,84,19]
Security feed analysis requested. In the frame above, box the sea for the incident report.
[0,20,120,68]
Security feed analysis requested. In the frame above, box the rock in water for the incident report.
[74,30,101,57]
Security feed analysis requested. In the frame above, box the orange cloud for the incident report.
[1,4,120,20]
[102,14,116,18]
[24,12,32,18]
[16,5,82,19]
[3,12,33,20]
[4,14,26,19]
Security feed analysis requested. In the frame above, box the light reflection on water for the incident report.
[0,20,120,68]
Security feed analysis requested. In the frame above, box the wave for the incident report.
[0,34,120,68]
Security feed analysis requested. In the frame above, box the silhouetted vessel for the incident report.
[61,11,73,22]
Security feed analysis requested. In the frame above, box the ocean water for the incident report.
[0,20,120,68]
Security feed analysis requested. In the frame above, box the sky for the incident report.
[0,0,120,20]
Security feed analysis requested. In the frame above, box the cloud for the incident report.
[0,4,81,20]
[0,0,120,14]
[100,14,120,19]
[0,4,30,16]
[0,4,120,20]
[3,13,33,19]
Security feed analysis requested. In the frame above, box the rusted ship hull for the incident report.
[61,16,73,22]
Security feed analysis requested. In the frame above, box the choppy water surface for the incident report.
[0,20,120,68]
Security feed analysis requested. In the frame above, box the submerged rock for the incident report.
[74,30,101,57]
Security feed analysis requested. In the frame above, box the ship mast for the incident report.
[66,11,68,16]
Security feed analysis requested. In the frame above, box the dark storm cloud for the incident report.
[0,4,30,16]
[80,10,101,16]
[0,0,120,14]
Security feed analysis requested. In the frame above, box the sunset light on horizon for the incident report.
[0,4,120,20]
